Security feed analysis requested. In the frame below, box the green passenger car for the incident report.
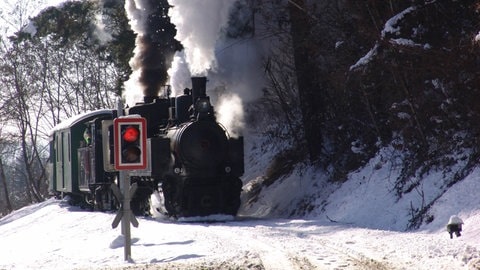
[48,109,115,208]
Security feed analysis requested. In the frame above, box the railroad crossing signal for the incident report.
[113,117,147,170]
[111,182,139,229]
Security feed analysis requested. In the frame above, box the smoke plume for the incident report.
[124,0,180,106]
[167,0,265,137]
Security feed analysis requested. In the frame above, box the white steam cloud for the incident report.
[168,50,191,95]
[217,93,244,138]
[93,13,112,45]
[123,0,150,106]
[124,0,149,34]
[168,0,236,76]
[168,0,264,137]
[123,0,264,135]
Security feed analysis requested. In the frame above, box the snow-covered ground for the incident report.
[0,184,479,270]
[0,131,479,270]
[0,129,478,270]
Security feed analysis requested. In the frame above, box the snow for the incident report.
[1,194,479,269]
[475,32,480,43]
[49,109,113,135]
[381,6,416,38]
[1,1,480,269]
[349,43,379,71]
[1,145,480,270]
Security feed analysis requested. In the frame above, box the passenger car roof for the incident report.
[49,109,113,136]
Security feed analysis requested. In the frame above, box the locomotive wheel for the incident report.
[161,177,242,218]
[223,178,243,215]
[161,178,180,217]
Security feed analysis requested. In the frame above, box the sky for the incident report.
[46,0,66,6]
[0,0,65,35]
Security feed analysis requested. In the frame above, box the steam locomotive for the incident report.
[48,77,244,217]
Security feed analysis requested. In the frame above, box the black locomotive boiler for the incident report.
[48,77,244,218]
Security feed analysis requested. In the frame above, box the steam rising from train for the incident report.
[167,0,249,137]
[124,0,265,137]
[168,0,236,76]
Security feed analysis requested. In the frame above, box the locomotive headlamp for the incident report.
[195,97,211,113]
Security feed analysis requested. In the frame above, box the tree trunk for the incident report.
[288,0,324,162]
[0,157,13,214]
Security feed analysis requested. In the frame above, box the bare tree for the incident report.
[0,0,122,213]
[0,156,13,215]
[249,0,303,141]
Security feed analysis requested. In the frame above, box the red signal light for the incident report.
[113,117,147,170]
[123,126,139,142]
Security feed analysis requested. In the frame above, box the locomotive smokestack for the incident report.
[144,96,155,103]
[191,77,207,103]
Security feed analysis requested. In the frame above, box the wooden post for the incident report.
[121,171,132,261]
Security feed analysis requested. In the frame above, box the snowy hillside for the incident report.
[239,128,480,230]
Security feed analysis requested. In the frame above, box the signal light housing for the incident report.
[113,117,147,170]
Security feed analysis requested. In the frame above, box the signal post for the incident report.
[111,116,147,261]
